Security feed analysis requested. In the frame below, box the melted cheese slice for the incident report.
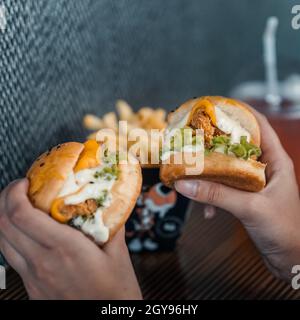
[74,140,100,172]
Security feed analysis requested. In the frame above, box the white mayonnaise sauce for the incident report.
[215,106,250,143]
[58,165,116,205]
[58,164,117,244]
[58,172,79,197]
[168,110,191,130]
[72,208,109,244]
[64,178,114,205]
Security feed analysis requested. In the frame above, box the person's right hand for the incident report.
[175,110,300,281]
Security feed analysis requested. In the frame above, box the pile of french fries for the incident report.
[83,100,168,166]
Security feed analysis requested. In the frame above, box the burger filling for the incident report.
[162,105,261,161]
[161,127,204,161]
[51,141,119,244]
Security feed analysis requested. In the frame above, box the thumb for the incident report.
[175,180,254,220]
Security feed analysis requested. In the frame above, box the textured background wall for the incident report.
[1,0,300,187]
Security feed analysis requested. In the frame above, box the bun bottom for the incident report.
[160,152,266,192]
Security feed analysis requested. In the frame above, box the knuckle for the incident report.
[53,245,69,259]
[286,156,295,172]
[6,182,20,203]
[5,181,28,213]
[9,204,24,225]
[0,213,11,231]
[205,183,222,204]
[0,213,6,228]
[30,258,51,281]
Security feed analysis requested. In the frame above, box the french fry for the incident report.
[116,99,134,121]
[137,107,153,127]
[83,114,104,130]
[84,100,168,168]
[145,117,166,130]
[119,122,138,135]
[144,108,166,130]
[103,112,118,131]
[154,108,166,122]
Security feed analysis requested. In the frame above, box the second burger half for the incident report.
[160,96,266,192]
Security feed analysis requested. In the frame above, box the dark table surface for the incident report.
[1,202,299,300]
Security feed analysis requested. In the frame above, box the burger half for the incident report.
[160,96,266,192]
[27,140,142,244]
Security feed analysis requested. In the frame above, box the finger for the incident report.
[103,227,127,256]
[0,236,28,276]
[1,179,74,247]
[0,179,23,214]
[0,211,44,261]
[204,205,216,219]
[250,109,289,167]
[175,180,256,221]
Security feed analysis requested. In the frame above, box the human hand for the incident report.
[175,110,300,281]
[0,179,142,299]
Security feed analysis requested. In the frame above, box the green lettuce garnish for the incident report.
[206,135,261,160]
[96,190,108,207]
[94,164,119,180]
[168,128,200,152]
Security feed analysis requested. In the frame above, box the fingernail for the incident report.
[175,180,198,198]
[204,205,216,219]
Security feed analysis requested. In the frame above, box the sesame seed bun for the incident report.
[27,142,84,213]
[26,142,142,242]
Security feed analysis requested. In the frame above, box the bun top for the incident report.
[168,96,261,146]
[26,142,84,213]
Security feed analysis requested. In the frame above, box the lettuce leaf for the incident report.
[168,128,199,151]
[207,135,261,160]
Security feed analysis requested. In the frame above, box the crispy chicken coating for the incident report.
[60,199,97,219]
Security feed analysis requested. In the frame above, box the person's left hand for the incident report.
[0,179,142,300]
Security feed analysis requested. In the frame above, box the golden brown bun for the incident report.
[103,155,142,240]
[168,96,261,146]
[27,142,85,213]
[161,96,266,192]
[160,152,266,192]
[27,142,142,240]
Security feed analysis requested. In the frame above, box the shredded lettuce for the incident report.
[96,190,108,207]
[168,128,199,152]
[94,164,119,180]
[160,128,204,160]
[206,135,261,160]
